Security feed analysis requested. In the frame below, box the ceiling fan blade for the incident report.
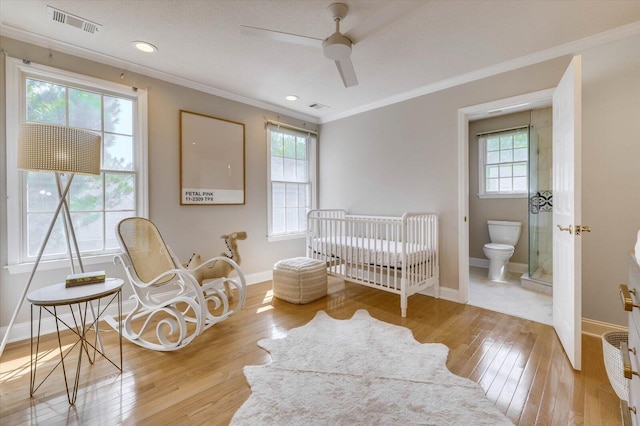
[335,57,358,88]
[240,25,323,48]
[344,2,423,44]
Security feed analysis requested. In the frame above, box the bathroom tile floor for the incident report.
[468,266,553,325]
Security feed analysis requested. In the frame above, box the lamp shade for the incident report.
[18,123,102,175]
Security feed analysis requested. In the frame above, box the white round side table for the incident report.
[27,278,124,405]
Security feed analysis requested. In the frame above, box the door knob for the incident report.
[557,224,573,234]
[576,225,591,235]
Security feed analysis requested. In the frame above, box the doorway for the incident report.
[456,89,555,324]
[458,57,583,370]
[466,107,553,324]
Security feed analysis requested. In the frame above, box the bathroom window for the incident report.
[478,127,528,198]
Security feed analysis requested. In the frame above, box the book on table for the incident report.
[65,270,107,287]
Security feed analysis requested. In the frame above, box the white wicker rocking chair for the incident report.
[106,217,246,351]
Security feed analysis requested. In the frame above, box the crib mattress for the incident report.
[309,236,433,268]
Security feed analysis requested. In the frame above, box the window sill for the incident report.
[477,193,528,199]
[268,233,306,243]
[5,253,119,275]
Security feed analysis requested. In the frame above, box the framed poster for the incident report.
[180,110,245,205]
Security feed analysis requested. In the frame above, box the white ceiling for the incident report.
[1,0,640,123]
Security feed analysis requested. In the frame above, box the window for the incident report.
[478,127,528,198]
[5,58,148,272]
[267,124,316,240]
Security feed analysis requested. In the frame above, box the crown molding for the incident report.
[319,20,640,124]
[0,25,320,125]
[3,19,639,127]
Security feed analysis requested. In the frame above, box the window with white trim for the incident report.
[5,58,148,270]
[478,127,528,198]
[267,125,316,240]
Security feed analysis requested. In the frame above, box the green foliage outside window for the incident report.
[24,77,136,257]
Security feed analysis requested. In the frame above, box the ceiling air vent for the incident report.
[308,103,330,110]
[46,6,102,35]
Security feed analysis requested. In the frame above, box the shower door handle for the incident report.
[557,224,573,234]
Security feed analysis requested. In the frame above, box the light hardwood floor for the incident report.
[0,277,620,425]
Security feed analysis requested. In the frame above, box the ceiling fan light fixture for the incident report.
[322,33,352,61]
[132,41,158,53]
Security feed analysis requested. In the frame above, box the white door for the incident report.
[552,55,582,371]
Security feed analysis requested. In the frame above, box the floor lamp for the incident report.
[0,123,101,358]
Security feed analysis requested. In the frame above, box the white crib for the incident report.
[306,209,439,317]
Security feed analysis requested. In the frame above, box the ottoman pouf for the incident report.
[273,257,327,304]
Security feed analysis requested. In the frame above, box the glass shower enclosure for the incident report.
[526,119,553,290]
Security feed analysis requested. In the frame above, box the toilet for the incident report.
[482,220,522,282]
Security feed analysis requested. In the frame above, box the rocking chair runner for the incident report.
[106,217,246,351]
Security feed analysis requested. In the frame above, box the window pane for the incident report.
[513,163,527,177]
[283,134,296,158]
[298,184,309,207]
[271,156,284,181]
[106,211,133,249]
[486,138,499,151]
[269,129,312,236]
[486,151,500,164]
[286,207,298,232]
[500,150,513,163]
[285,183,298,208]
[272,208,285,234]
[296,137,307,160]
[72,212,103,251]
[104,96,133,135]
[500,136,513,150]
[499,178,512,192]
[298,208,307,230]
[104,134,134,171]
[27,213,66,256]
[105,173,135,210]
[296,160,307,182]
[26,79,66,125]
[513,177,527,191]
[70,174,103,211]
[26,172,58,212]
[69,87,101,131]
[514,133,528,148]
[513,147,527,162]
[272,183,285,208]
[283,158,296,181]
[271,133,283,156]
[482,129,529,196]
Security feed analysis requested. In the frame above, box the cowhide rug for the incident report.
[231,309,512,425]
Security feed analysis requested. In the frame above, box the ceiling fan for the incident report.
[241,2,417,88]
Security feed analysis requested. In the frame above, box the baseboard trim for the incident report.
[4,270,623,344]
[420,285,459,303]
[0,270,275,346]
[582,318,627,338]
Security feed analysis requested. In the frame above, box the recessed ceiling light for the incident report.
[132,41,158,53]
[286,95,299,101]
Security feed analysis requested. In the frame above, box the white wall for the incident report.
[0,37,316,337]
[581,34,640,326]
